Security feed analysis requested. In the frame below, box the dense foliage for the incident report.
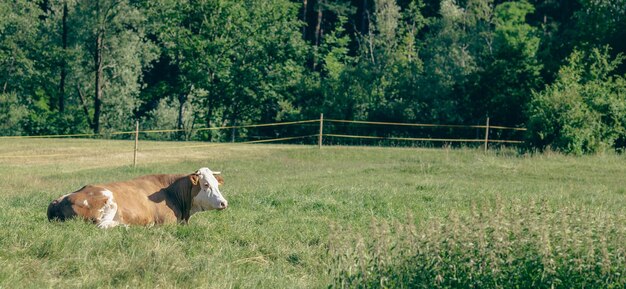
[1,0,626,152]
[527,48,626,154]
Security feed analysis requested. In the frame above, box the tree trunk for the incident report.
[58,1,68,112]
[302,0,308,39]
[94,33,103,133]
[367,12,375,65]
[177,93,186,140]
[206,97,213,142]
[76,85,93,128]
[313,0,323,70]
[361,0,369,34]
[314,0,323,47]
[205,71,215,142]
[229,107,237,143]
[230,121,236,143]
[3,58,15,93]
[93,2,103,133]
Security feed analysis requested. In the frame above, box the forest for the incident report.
[1,0,626,154]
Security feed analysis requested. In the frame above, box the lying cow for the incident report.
[47,167,228,228]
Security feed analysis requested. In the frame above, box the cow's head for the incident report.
[190,167,228,212]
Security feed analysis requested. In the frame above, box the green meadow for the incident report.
[0,138,624,288]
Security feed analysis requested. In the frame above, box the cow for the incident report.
[47,167,228,228]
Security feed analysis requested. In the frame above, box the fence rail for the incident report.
[0,115,526,165]
[323,134,524,144]
[0,119,320,139]
[325,118,527,131]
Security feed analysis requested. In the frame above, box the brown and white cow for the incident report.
[47,167,228,228]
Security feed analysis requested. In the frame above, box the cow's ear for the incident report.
[190,174,199,186]
[214,174,224,186]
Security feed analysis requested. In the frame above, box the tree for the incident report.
[146,0,307,141]
[467,0,542,126]
[306,0,427,124]
[0,92,28,136]
[527,47,626,154]
[70,0,157,133]
[367,0,426,123]
[417,0,492,123]
[59,0,68,112]
[0,0,40,95]
[0,0,73,136]
[572,0,626,62]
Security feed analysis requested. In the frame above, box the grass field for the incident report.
[0,138,625,288]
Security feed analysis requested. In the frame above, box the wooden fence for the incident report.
[0,115,526,166]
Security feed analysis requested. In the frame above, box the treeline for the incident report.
[1,0,625,153]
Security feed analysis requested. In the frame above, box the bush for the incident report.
[141,89,218,141]
[21,109,90,136]
[329,199,626,288]
[1,91,90,136]
[0,92,28,136]
[526,47,626,154]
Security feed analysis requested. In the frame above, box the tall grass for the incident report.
[329,198,626,288]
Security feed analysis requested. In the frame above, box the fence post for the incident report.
[133,121,139,167]
[484,117,490,152]
[318,113,324,149]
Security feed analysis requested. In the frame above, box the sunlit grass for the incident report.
[329,200,626,288]
[0,138,625,288]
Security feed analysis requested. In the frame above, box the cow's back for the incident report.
[96,174,181,225]
[48,174,184,226]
